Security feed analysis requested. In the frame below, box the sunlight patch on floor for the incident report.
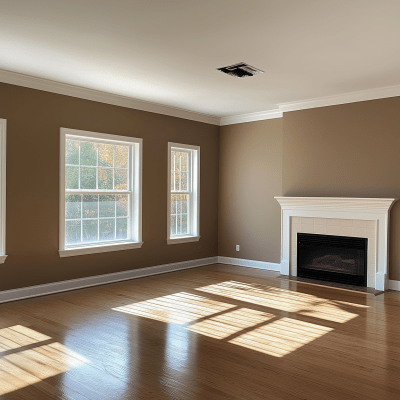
[0,325,51,351]
[0,328,89,396]
[197,281,360,323]
[187,308,275,339]
[112,292,236,324]
[229,317,333,357]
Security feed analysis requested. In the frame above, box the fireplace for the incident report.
[297,233,367,286]
[274,197,396,291]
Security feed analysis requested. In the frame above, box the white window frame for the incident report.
[167,142,200,245]
[0,119,6,263]
[59,128,143,257]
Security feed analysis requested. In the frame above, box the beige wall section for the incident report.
[282,96,400,280]
[0,82,219,291]
[218,119,283,263]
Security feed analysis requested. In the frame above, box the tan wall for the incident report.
[282,97,400,280]
[218,119,283,263]
[0,82,219,291]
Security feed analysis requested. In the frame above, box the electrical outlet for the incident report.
[236,245,240,251]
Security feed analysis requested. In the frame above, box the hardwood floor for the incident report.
[0,263,399,399]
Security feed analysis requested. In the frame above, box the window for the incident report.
[59,128,142,257]
[167,143,200,244]
[0,119,6,263]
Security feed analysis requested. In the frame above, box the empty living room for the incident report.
[0,1,400,399]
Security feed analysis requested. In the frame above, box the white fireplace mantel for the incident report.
[275,197,397,291]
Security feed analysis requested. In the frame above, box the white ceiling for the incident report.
[1,0,400,121]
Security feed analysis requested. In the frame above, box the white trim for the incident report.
[219,110,283,126]
[59,241,144,257]
[274,197,396,211]
[0,256,218,304]
[218,256,281,271]
[2,69,400,126]
[389,280,400,291]
[0,69,220,126]
[59,128,143,254]
[167,236,200,245]
[0,120,6,261]
[278,84,400,113]
[167,143,200,242]
[275,197,397,291]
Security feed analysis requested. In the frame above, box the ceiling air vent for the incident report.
[217,62,264,78]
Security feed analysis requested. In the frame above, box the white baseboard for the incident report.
[217,256,281,271]
[389,280,400,291]
[0,256,218,304]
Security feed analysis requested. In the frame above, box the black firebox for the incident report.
[297,233,367,287]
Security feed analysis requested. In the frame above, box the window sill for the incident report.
[167,236,200,245]
[59,242,143,258]
[0,255,7,264]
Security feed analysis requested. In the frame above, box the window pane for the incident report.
[99,195,115,218]
[182,196,188,213]
[170,194,188,236]
[66,140,79,165]
[82,195,98,219]
[98,168,113,190]
[181,172,188,191]
[115,145,128,168]
[98,144,114,167]
[174,172,180,191]
[66,166,79,189]
[171,195,177,214]
[83,220,98,243]
[116,195,128,217]
[171,171,174,191]
[80,167,96,189]
[182,214,188,234]
[177,197,182,214]
[116,218,128,239]
[177,215,182,234]
[115,169,127,190]
[99,219,115,241]
[172,151,177,171]
[66,220,81,245]
[181,152,188,172]
[80,142,97,166]
[65,195,81,220]
[170,215,176,235]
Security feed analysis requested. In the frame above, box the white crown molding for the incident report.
[0,69,220,126]
[218,256,281,271]
[0,256,218,304]
[278,85,400,112]
[219,109,282,126]
[274,197,397,212]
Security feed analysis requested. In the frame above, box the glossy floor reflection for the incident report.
[0,264,398,399]
[0,327,88,396]
[114,280,360,358]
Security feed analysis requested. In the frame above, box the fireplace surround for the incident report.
[275,197,396,291]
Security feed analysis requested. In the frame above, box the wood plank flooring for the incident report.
[0,263,399,399]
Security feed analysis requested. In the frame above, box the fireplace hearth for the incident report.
[297,233,367,287]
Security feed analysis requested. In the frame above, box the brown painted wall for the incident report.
[282,97,400,280]
[0,82,219,291]
[218,119,283,263]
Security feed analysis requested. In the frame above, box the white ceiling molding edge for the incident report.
[219,109,283,126]
[278,84,400,112]
[0,69,220,126]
